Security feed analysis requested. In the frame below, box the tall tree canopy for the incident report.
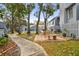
[5,3,28,33]
[34,3,55,34]
[42,3,55,32]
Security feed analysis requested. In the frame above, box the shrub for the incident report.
[0,37,8,46]
[62,33,66,37]
[70,33,76,40]
[4,34,8,38]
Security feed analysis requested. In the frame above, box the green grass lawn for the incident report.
[19,32,36,41]
[36,40,79,56]
[19,33,79,56]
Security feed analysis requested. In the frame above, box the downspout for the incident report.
[76,7,78,38]
[77,16,78,38]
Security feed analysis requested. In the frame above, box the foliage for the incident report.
[57,3,60,9]
[5,3,28,33]
[14,3,28,19]
[34,3,55,34]
[0,37,8,46]
[42,4,55,18]
[5,4,17,33]
[0,4,6,19]
[42,4,55,32]
[0,3,56,34]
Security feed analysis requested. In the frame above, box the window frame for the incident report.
[65,4,75,23]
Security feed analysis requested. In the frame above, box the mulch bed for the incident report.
[0,40,17,55]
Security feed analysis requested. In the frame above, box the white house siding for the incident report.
[76,4,79,38]
[19,25,27,32]
[60,3,79,38]
[48,17,60,32]
[0,29,5,37]
[60,4,66,30]
[48,20,54,31]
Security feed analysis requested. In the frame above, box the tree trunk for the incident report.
[27,14,30,34]
[27,6,31,35]
[36,18,40,34]
[36,8,41,34]
[18,18,21,34]
[43,11,48,33]
[11,12,14,33]
[44,18,47,32]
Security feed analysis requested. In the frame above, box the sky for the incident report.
[0,3,60,23]
[29,3,60,23]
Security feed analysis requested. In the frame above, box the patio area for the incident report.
[34,33,68,42]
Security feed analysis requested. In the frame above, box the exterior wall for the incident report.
[60,3,79,38]
[55,18,60,30]
[30,25,36,31]
[48,21,54,31]
[60,4,66,30]
[0,22,7,37]
[21,27,27,32]
[0,29,5,37]
[39,25,44,31]
[19,25,27,32]
[48,17,60,32]
[76,4,79,38]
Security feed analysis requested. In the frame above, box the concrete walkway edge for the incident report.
[8,34,48,56]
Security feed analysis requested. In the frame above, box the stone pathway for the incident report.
[8,34,47,56]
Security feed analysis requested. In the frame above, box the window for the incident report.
[77,5,79,20]
[66,7,73,19]
[52,21,54,25]
[65,4,74,23]
[69,7,73,19]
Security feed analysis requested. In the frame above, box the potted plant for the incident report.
[62,33,66,37]
[62,28,69,37]
[53,35,57,40]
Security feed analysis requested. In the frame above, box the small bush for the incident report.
[62,33,66,37]
[4,34,8,38]
[0,37,8,46]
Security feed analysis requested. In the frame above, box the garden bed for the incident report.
[0,39,21,56]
